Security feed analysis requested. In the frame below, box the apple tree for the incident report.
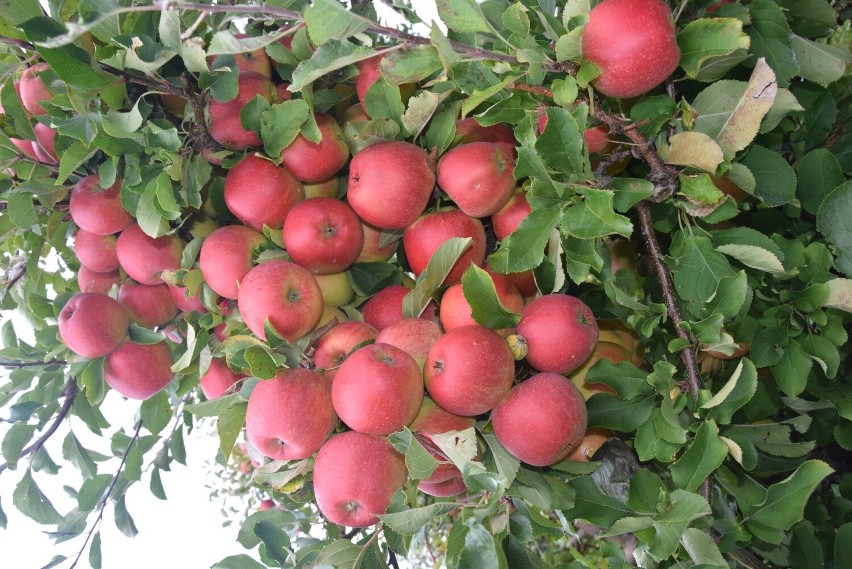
[1,0,851,567]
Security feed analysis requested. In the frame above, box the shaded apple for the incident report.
[168,285,207,313]
[223,154,305,231]
[567,428,611,462]
[32,122,57,164]
[58,293,129,358]
[116,281,179,328]
[313,320,378,379]
[360,284,438,331]
[409,397,475,495]
[69,175,133,236]
[77,266,123,294]
[104,340,174,400]
[491,189,531,242]
[208,72,275,150]
[209,36,272,78]
[19,62,52,115]
[199,225,266,300]
[115,223,184,286]
[517,294,599,374]
[356,221,398,263]
[437,142,516,218]
[281,197,364,274]
[281,113,350,183]
[439,274,524,337]
[73,229,119,273]
[313,271,354,307]
[452,117,516,147]
[419,476,467,497]
[304,176,341,199]
[403,209,486,285]
[375,318,443,369]
[200,357,245,400]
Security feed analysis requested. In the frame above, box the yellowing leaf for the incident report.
[657,132,724,173]
[823,279,852,313]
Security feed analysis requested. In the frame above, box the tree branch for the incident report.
[0,359,67,368]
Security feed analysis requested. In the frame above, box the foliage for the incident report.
[0,0,850,568]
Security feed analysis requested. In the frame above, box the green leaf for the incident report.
[239,95,270,138]
[481,432,520,488]
[584,360,653,400]
[657,131,724,173]
[380,47,442,85]
[1,79,35,140]
[62,431,98,478]
[457,519,501,569]
[836,523,852,569]
[460,73,519,118]
[561,188,633,239]
[290,40,375,92]
[741,145,798,207]
[212,555,268,569]
[378,502,458,534]
[771,342,812,398]
[746,460,833,531]
[816,180,852,277]
[587,393,656,432]
[611,178,654,212]
[488,204,559,274]
[650,490,712,559]
[13,470,63,525]
[5,193,38,230]
[748,0,799,86]
[705,359,759,424]
[315,539,362,567]
[1,0,43,25]
[364,78,405,124]
[680,527,727,568]
[260,100,311,158]
[1,423,36,470]
[349,262,403,296]
[669,234,735,302]
[140,391,171,435]
[388,428,439,481]
[460,264,521,330]
[113,495,138,538]
[790,34,850,86]
[401,90,447,140]
[402,237,472,318]
[678,17,751,78]
[670,421,728,493]
[715,227,786,273]
[436,0,491,33]
[217,402,247,460]
[797,149,844,215]
[567,475,633,527]
[535,106,587,176]
[304,0,372,45]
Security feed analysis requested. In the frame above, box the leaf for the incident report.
[561,188,633,239]
[364,78,405,124]
[680,527,727,568]
[535,106,587,176]
[460,264,521,330]
[1,79,35,140]
[836,523,852,569]
[460,73,519,118]
[388,429,439,481]
[790,34,850,86]
[567,475,633,527]
[290,39,375,92]
[402,237,472,317]
[260,100,311,157]
[650,490,712,559]
[113,496,138,538]
[212,554,268,569]
[584,360,653,400]
[401,90,447,140]
[1,423,36,470]
[481,433,520,488]
[304,0,372,45]
[657,131,724,173]
[678,17,751,79]
[748,0,799,87]
[380,47,443,85]
[816,180,852,277]
[378,502,458,534]
[823,279,852,313]
[489,205,561,274]
[669,234,735,301]
[13,470,63,525]
[716,244,785,273]
[587,393,656,432]
[217,403,246,460]
[771,342,812,398]
[457,520,501,569]
[670,421,728,493]
[746,460,833,531]
[315,539,362,567]
[436,0,491,33]
[797,149,844,215]
[207,29,292,55]
[706,359,759,424]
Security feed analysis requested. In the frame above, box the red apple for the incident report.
[706,0,734,13]
[491,189,532,242]
[332,343,424,435]
[409,397,474,494]
[77,266,122,294]
[439,275,524,337]
[281,197,364,274]
[69,175,133,236]
[567,428,611,462]
[354,55,383,110]
[237,260,324,341]
[10,138,39,161]
[375,318,443,369]
[492,372,588,466]
[104,340,174,400]
[356,221,398,263]
[424,325,515,416]
[281,113,350,183]
[223,154,304,231]
[360,284,439,331]
[58,293,129,358]
[313,320,378,379]
[246,368,337,460]
[582,0,680,99]
[73,229,119,273]
[452,117,516,147]
[437,142,516,218]
[168,285,207,314]
[419,476,467,497]
[347,141,436,230]
[200,357,245,399]
[19,62,52,115]
[403,209,487,285]
[275,83,292,101]
[208,72,275,150]
[115,223,184,286]
[32,123,57,164]
[517,294,599,374]
[313,431,407,527]
[116,281,179,329]
[258,499,276,511]
[584,125,612,154]
[210,36,272,78]
[199,225,267,300]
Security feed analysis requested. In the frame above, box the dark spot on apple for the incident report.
[323,224,337,238]
[287,289,300,302]
[344,500,360,513]
[432,359,444,373]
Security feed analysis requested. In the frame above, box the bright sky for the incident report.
[0,3,442,568]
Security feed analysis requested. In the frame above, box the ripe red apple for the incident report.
[403,209,487,285]
[517,294,599,374]
[200,357,245,399]
[168,285,207,313]
[281,197,364,274]
[281,113,350,183]
[332,343,424,435]
[419,476,467,497]
[32,123,57,164]
[452,117,516,147]
[104,340,174,400]
[210,36,272,78]
[424,325,515,416]
[199,225,266,300]
[439,275,524,337]
[357,221,398,263]
[19,62,52,115]
[584,125,612,154]
[116,281,179,329]
[69,176,133,236]
[354,55,383,108]
[581,0,680,99]
[258,499,276,511]
[360,284,439,331]
[567,428,611,462]
[491,189,532,242]
[246,368,337,460]
[313,431,407,527]
[10,138,39,161]
[568,340,629,399]
[58,293,129,358]
[492,372,588,466]
[409,397,474,494]
[275,82,292,102]
[237,260,324,341]
[484,263,537,300]
[437,142,516,218]
[223,154,304,231]
[313,320,378,379]
[115,223,184,286]
[347,141,436,230]
[208,72,275,150]
[73,229,119,273]
[706,0,734,13]
[77,266,122,294]
[375,318,443,369]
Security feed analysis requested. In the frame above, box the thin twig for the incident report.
[0,359,67,368]
[388,548,400,569]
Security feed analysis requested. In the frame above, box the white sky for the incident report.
[0,3,442,568]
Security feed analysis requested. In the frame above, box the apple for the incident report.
[160,93,186,118]
[199,225,267,300]
[403,209,487,285]
[313,320,378,379]
[581,0,680,99]
[317,305,347,329]
[281,197,364,274]
[313,431,407,528]
[58,293,129,358]
[116,281,179,329]
[342,103,370,126]
[313,271,354,307]
[439,274,524,337]
[375,318,443,369]
[517,294,599,374]
[452,117,516,147]
[258,500,276,511]
[437,142,516,218]
[77,266,122,294]
[492,372,587,466]
[200,357,245,399]
[237,259,324,341]
[210,36,272,78]
[168,285,207,314]
[73,229,119,273]
[568,341,630,399]
[19,62,52,115]
[607,236,639,273]
[597,319,644,367]
[115,223,184,286]
[347,141,436,230]
[356,221,398,263]
[419,477,468,497]
[332,343,424,435]
[706,0,735,13]
[490,189,531,242]
[409,397,475,494]
[32,123,57,164]
[354,55,383,110]
[246,368,337,460]
[304,177,341,199]
[69,175,133,236]
[104,340,174,400]
[281,113,350,183]
[360,284,439,331]
[223,154,305,231]
[424,325,515,416]
[711,175,748,203]
[567,428,611,462]
[584,125,612,154]
[10,138,39,161]
[208,72,275,150]
[275,83,292,101]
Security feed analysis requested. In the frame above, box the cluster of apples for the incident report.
[2,63,59,165]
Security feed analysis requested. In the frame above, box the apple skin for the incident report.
[409,397,474,494]
[403,209,487,286]
[439,275,524,337]
[332,343,424,435]
[69,175,133,236]
[317,305,347,329]
[492,372,588,467]
[200,357,245,400]
[32,123,58,164]
[313,320,378,379]
[437,142,516,218]
[360,284,439,331]
[314,271,354,307]
[246,368,337,460]
[275,82,292,102]
[581,0,680,99]
[597,319,644,367]
[424,325,515,416]
[281,197,364,274]
[223,154,305,231]
[517,294,599,374]
[168,285,207,313]
[258,499,276,511]
[452,117,516,147]
[357,221,398,263]
[210,37,272,78]
[116,281,179,329]
[584,125,612,154]
[375,318,444,369]
[313,431,408,527]
[73,229,119,273]
[354,55,383,110]
[10,138,40,161]
[491,189,532,242]
[419,476,467,497]
[58,293,129,358]
[304,176,341,199]
[104,341,174,400]
[706,0,734,13]
[208,72,275,150]
[568,341,629,399]
[19,62,52,115]
[281,113,351,183]
[347,141,436,230]
[237,259,324,342]
[115,223,184,286]
[199,225,267,300]
[567,428,611,462]
[77,266,123,294]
